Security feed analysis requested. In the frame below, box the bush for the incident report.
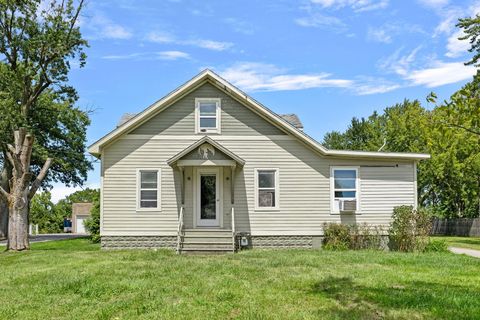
[389,206,432,252]
[84,194,100,243]
[424,239,449,252]
[350,224,384,250]
[323,223,350,250]
[323,223,384,250]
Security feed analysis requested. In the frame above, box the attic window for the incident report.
[195,98,221,134]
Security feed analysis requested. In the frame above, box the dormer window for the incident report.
[195,98,221,134]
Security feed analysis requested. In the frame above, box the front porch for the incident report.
[167,137,245,254]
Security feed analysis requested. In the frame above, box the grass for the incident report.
[431,236,480,251]
[0,239,479,319]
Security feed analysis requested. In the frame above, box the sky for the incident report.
[51,0,479,202]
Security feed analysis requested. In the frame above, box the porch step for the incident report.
[179,229,234,254]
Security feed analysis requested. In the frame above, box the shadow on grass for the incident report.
[311,276,480,319]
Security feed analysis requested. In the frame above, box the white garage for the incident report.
[72,203,93,234]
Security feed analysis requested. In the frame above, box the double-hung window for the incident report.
[195,98,221,133]
[137,169,161,210]
[255,169,279,210]
[331,167,359,213]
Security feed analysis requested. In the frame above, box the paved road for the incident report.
[449,247,480,258]
[0,233,87,246]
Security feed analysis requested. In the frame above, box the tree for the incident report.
[458,15,480,67]
[0,0,89,250]
[84,192,100,243]
[30,191,63,233]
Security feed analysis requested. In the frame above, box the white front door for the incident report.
[196,168,221,227]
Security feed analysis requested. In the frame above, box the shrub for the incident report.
[323,223,350,250]
[84,194,100,243]
[389,205,432,252]
[350,224,384,250]
[424,239,449,252]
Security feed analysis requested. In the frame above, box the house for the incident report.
[72,202,93,234]
[88,70,429,253]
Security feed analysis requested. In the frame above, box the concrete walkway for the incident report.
[0,233,87,246]
[449,247,480,258]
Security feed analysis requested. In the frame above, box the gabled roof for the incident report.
[167,136,245,167]
[88,69,429,161]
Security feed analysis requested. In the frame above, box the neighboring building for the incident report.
[72,202,93,234]
[88,70,429,253]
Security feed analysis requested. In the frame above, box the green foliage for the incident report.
[389,206,432,252]
[323,223,351,250]
[84,193,100,243]
[458,14,480,67]
[0,0,90,191]
[323,223,384,250]
[30,192,63,233]
[424,239,449,253]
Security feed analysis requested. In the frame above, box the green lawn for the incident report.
[431,236,480,251]
[1,239,479,319]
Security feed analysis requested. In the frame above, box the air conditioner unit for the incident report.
[339,199,357,212]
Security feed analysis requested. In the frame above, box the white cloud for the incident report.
[102,51,190,61]
[295,13,346,29]
[187,39,233,51]
[83,12,133,40]
[445,30,470,58]
[145,31,233,51]
[417,0,449,9]
[379,46,422,76]
[50,183,100,204]
[217,62,353,91]
[367,27,392,43]
[223,18,255,35]
[406,61,476,87]
[310,0,389,12]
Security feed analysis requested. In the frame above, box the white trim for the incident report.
[254,168,280,211]
[330,166,360,214]
[413,161,418,209]
[100,150,104,235]
[194,167,223,227]
[177,159,236,167]
[136,168,162,211]
[195,98,221,134]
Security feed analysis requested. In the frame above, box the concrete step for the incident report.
[182,238,233,244]
[182,244,234,250]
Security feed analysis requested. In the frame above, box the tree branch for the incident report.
[28,158,52,199]
[0,185,9,202]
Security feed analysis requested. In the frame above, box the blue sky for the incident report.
[52,0,479,201]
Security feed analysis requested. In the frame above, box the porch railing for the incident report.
[231,206,235,252]
[176,206,184,254]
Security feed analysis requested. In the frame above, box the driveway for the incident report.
[449,247,480,258]
[0,233,87,246]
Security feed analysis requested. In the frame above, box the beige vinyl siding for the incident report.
[129,82,285,136]
[102,136,415,236]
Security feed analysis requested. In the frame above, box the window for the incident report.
[255,169,279,210]
[331,167,359,213]
[195,98,221,133]
[137,169,161,210]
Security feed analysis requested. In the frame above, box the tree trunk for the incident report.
[0,128,52,251]
[7,188,29,251]
[0,166,9,240]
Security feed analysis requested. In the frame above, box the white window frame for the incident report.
[254,168,280,211]
[330,166,360,214]
[195,98,221,134]
[136,168,162,211]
